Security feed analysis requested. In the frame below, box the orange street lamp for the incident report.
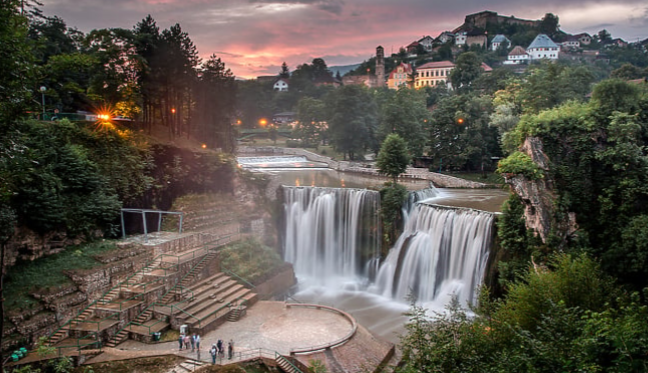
[259,118,267,127]
[457,118,464,125]
[201,144,207,149]
[171,108,176,114]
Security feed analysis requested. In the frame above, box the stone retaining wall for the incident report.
[238,146,490,188]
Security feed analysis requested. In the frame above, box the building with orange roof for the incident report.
[388,62,413,89]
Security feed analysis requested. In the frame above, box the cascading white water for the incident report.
[373,203,493,307]
[283,186,381,287]
[403,187,441,217]
[283,185,494,310]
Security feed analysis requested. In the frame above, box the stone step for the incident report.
[176,281,243,319]
[276,357,300,373]
[187,288,252,329]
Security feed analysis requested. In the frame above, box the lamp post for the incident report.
[40,86,46,119]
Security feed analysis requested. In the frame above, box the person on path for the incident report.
[178,334,184,350]
[195,334,201,350]
[210,344,217,364]
[217,339,224,358]
[184,334,191,350]
[228,339,233,360]
[191,334,196,352]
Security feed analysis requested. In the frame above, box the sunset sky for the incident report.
[44,0,648,79]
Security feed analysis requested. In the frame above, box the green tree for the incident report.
[325,85,378,160]
[294,97,326,146]
[279,61,290,78]
[376,133,409,183]
[0,1,34,360]
[539,13,560,37]
[378,87,429,157]
[611,63,646,80]
[450,52,482,92]
[194,54,237,152]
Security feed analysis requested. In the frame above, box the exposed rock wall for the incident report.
[503,136,577,244]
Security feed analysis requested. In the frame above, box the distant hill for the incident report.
[329,63,361,77]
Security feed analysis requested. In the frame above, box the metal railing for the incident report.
[286,303,358,355]
[220,265,255,289]
[276,352,305,373]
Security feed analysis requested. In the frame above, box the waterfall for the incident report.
[282,185,494,309]
[403,186,441,214]
[283,187,381,286]
[374,203,493,307]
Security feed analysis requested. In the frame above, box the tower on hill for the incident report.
[376,46,385,87]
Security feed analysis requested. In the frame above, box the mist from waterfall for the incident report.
[283,187,381,288]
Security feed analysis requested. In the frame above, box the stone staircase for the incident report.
[170,273,257,334]
[46,287,121,347]
[176,358,204,372]
[276,355,302,373]
[159,252,217,305]
[226,304,246,322]
[104,307,154,348]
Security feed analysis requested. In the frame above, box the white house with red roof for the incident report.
[504,45,530,64]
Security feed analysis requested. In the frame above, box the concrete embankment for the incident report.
[238,146,491,188]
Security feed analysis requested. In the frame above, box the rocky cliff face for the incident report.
[504,136,577,245]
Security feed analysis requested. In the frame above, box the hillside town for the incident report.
[259,11,646,94]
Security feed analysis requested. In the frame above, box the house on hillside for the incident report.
[436,31,455,44]
[559,35,580,50]
[503,46,530,64]
[273,78,289,91]
[419,36,434,51]
[388,62,413,89]
[527,34,560,60]
[603,38,628,48]
[575,33,592,45]
[415,60,454,88]
[406,41,420,56]
[455,31,467,46]
[491,34,511,51]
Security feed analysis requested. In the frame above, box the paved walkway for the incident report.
[86,301,353,365]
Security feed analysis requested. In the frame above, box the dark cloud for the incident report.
[249,0,345,14]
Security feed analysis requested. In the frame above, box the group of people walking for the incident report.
[210,338,234,363]
[178,333,201,352]
[177,332,234,364]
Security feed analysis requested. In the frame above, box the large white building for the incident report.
[415,61,454,88]
[527,34,560,60]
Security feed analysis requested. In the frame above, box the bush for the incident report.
[497,151,544,179]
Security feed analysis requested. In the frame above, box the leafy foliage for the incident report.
[497,151,543,179]
[378,87,430,157]
[219,238,285,284]
[325,85,378,160]
[379,182,407,247]
[398,254,646,373]
[376,134,409,182]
